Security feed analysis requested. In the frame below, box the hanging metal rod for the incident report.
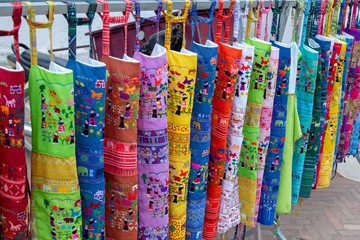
[0,0,298,17]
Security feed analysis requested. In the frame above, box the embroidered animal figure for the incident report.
[0,105,9,115]
[278,69,286,76]
[126,84,136,93]
[90,200,101,209]
[9,221,21,231]
[154,77,162,86]
[63,217,74,223]
[192,163,201,170]
[177,82,185,90]
[10,85,22,94]
[173,176,181,182]
[200,71,208,78]
[180,170,188,177]
[128,191,136,200]
[261,57,270,65]
[91,90,103,100]
[54,107,61,114]
[284,65,290,71]
[70,208,81,217]
[67,98,75,107]
[308,67,315,73]
[183,77,194,85]
[241,63,250,71]
[3,95,15,107]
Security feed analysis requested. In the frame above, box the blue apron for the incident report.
[65,1,107,237]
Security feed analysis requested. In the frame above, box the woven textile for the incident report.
[253,47,279,226]
[65,2,107,238]
[0,3,28,239]
[300,37,331,198]
[98,1,140,239]
[349,111,360,155]
[186,1,218,239]
[258,41,291,225]
[276,42,302,214]
[134,44,169,239]
[318,38,347,188]
[336,28,360,163]
[291,44,319,204]
[217,43,254,233]
[24,2,83,239]
[238,37,271,227]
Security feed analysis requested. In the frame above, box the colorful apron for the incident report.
[98,0,140,239]
[0,2,29,239]
[291,3,320,202]
[349,111,360,155]
[217,38,255,235]
[333,34,353,170]
[64,2,107,239]
[275,43,302,214]
[131,1,169,239]
[185,1,218,239]
[257,41,291,225]
[336,28,360,163]
[24,2,82,239]
[318,36,347,188]
[162,1,196,239]
[203,1,242,238]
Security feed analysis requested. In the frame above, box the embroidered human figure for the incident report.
[83,225,89,239]
[101,127,104,141]
[222,88,227,99]
[147,184,152,197]
[129,208,134,221]
[100,227,105,240]
[89,109,98,126]
[118,114,125,129]
[41,94,47,111]
[197,89,203,103]
[8,118,15,136]
[178,184,184,195]
[173,192,178,203]
[149,198,154,210]
[4,128,10,148]
[41,112,47,129]
[123,217,129,231]
[108,84,112,95]
[107,99,112,111]
[182,94,188,107]
[109,206,115,220]
[125,103,131,118]
[82,119,89,136]
[53,131,59,144]
[89,217,96,230]
[69,130,75,145]
[50,213,55,227]
[196,172,201,183]
[175,104,181,116]
[51,228,57,240]
[72,226,79,240]
[203,81,209,95]
[58,117,65,133]
[190,180,195,192]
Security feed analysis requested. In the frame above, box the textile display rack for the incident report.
[1,0,359,240]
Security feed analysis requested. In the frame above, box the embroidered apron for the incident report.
[185,1,218,239]
[24,2,82,239]
[202,1,242,238]
[333,34,353,171]
[257,41,291,225]
[131,1,170,239]
[349,111,360,155]
[162,1,196,239]
[0,3,29,239]
[217,9,256,230]
[336,28,360,162]
[291,2,320,202]
[318,36,347,188]
[275,43,302,214]
[64,2,107,239]
[249,0,278,227]
[98,1,140,239]
[236,36,271,227]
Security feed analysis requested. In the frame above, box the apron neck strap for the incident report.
[64,0,97,60]
[301,0,310,45]
[330,0,342,35]
[256,0,273,40]
[97,0,132,57]
[215,0,235,44]
[0,2,22,62]
[132,0,162,52]
[350,0,359,29]
[270,0,286,41]
[162,0,191,50]
[233,0,250,43]
[245,0,260,39]
[190,0,216,43]
[23,1,55,66]
[317,0,328,35]
[338,0,349,34]
[323,0,334,36]
[291,0,304,42]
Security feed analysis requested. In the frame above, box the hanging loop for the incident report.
[190,0,216,42]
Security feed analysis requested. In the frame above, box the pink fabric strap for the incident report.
[256,0,273,40]
[215,0,235,44]
[317,0,328,35]
[97,0,132,56]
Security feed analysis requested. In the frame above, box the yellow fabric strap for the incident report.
[245,0,259,38]
[324,0,335,36]
[23,1,55,65]
[162,0,190,50]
